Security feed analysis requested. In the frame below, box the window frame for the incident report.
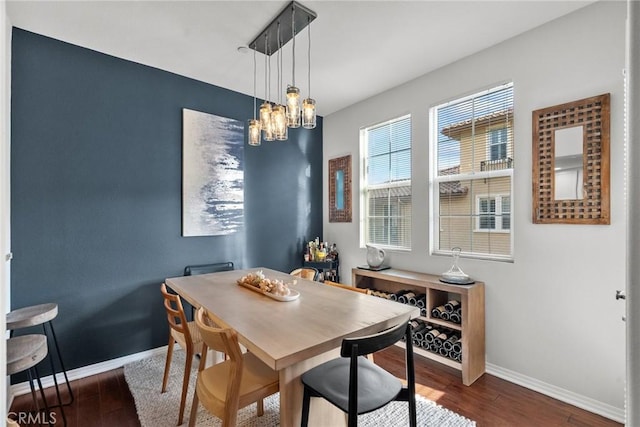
[429,82,514,262]
[474,193,511,233]
[360,114,412,251]
[487,126,508,161]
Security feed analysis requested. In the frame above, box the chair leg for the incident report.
[45,321,74,406]
[43,325,67,426]
[257,398,264,416]
[161,336,175,393]
[188,388,199,427]
[408,393,417,427]
[33,366,53,427]
[178,348,193,425]
[301,387,311,427]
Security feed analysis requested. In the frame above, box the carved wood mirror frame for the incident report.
[532,93,610,224]
[329,154,352,223]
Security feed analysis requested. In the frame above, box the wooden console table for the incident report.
[352,267,485,385]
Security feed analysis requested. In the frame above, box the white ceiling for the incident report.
[6,0,594,116]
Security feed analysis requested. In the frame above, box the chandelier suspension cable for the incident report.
[278,22,282,104]
[264,34,269,104]
[292,6,296,88]
[253,44,257,119]
[247,41,261,146]
[307,16,311,98]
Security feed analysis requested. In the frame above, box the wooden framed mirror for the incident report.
[532,93,610,224]
[329,154,352,222]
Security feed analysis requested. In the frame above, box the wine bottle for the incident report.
[420,308,427,317]
[414,324,433,341]
[449,312,461,324]
[439,346,449,357]
[442,335,460,351]
[445,299,461,312]
[415,294,427,308]
[410,321,428,335]
[431,305,446,319]
[393,290,411,303]
[424,328,440,343]
[409,293,426,306]
[398,291,416,304]
[433,331,448,348]
[452,341,462,354]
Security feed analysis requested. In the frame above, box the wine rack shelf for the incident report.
[352,267,485,386]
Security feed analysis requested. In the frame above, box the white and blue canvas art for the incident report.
[182,108,244,236]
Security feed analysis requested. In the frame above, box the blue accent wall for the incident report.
[10,28,323,372]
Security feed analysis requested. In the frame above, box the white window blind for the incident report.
[362,115,411,249]
[431,83,514,260]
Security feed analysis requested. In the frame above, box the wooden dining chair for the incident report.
[324,280,370,294]
[160,283,204,426]
[300,318,416,427]
[188,307,279,427]
[290,267,319,281]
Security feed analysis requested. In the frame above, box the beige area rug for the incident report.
[124,349,476,427]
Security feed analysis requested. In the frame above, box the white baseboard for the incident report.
[8,345,168,402]
[486,362,625,423]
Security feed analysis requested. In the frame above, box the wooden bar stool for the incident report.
[7,334,66,427]
[6,303,74,408]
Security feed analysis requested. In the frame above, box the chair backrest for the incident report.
[194,307,245,399]
[341,318,416,425]
[161,283,192,347]
[340,317,412,357]
[290,267,319,281]
[184,261,234,276]
[324,280,370,294]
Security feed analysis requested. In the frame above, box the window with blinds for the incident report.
[361,115,411,249]
[431,83,514,260]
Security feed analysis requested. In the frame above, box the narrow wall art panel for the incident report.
[182,108,244,236]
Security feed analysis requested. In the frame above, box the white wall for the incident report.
[1,0,9,417]
[324,1,626,419]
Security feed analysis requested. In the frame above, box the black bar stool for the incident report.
[7,303,74,410]
[7,334,66,427]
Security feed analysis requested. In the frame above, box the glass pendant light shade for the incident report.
[302,98,316,129]
[259,102,272,131]
[272,104,288,140]
[248,119,261,146]
[286,86,301,128]
[260,102,275,141]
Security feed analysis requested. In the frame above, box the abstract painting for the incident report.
[182,108,244,236]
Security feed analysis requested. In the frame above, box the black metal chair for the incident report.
[183,261,234,276]
[183,262,235,320]
[300,319,416,427]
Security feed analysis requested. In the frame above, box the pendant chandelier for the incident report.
[247,1,317,145]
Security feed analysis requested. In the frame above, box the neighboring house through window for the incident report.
[361,115,412,249]
[430,83,514,260]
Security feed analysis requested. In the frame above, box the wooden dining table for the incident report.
[165,267,419,427]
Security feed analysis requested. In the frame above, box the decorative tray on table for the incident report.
[237,271,300,302]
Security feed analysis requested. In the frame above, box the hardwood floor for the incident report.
[9,346,622,426]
